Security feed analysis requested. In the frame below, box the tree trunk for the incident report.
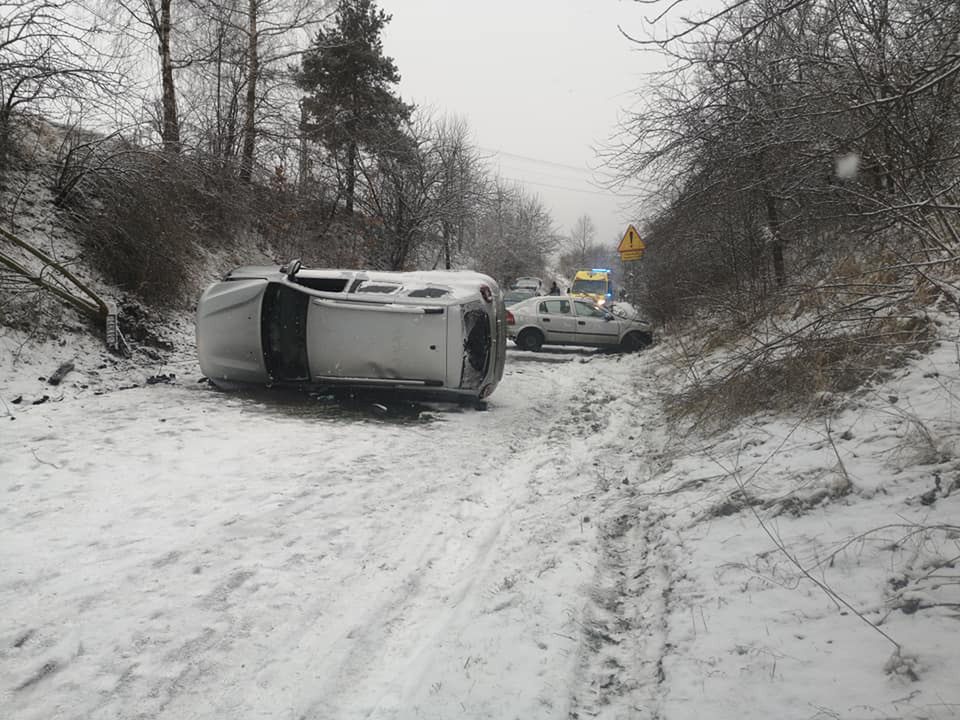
[765,194,786,287]
[158,0,180,152]
[442,220,452,269]
[239,0,259,182]
[213,22,225,158]
[344,142,356,215]
[298,101,309,194]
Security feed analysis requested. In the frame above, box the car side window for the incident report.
[574,301,605,318]
[539,300,570,314]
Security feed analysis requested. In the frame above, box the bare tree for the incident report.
[470,177,557,284]
[178,0,246,160]
[108,0,183,151]
[429,114,486,269]
[611,0,960,324]
[568,214,597,264]
[229,0,329,180]
[0,2,114,158]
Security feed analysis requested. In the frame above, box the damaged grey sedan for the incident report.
[196,261,507,402]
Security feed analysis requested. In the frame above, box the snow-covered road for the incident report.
[2,348,660,719]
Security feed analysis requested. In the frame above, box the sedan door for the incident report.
[535,298,577,343]
[572,300,620,346]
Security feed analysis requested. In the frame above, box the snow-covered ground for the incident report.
[2,316,960,719]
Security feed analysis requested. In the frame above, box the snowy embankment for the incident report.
[1,313,959,719]
[634,316,960,720]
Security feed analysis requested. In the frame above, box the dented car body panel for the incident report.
[197,265,507,400]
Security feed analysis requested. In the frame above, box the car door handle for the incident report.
[542,318,551,322]
[578,320,586,325]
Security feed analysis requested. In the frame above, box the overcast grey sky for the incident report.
[377,0,673,252]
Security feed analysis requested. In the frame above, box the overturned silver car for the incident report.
[197,261,506,401]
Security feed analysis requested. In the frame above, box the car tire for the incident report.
[620,332,651,353]
[516,329,544,352]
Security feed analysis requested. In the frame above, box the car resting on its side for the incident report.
[196,262,506,401]
[505,294,653,353]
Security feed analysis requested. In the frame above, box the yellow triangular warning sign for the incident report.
[618,225,645,253]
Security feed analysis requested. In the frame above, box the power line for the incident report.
[479,146,601,175]
[479,146,643,198]
[494,162,605,186]
[498,175,637,198]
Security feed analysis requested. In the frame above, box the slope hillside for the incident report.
[0,122,276,404]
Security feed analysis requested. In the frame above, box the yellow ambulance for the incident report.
[570,268,614,306]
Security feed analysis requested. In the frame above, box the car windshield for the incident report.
[504,290,535,305]
[574,301,607,317]
[571,279,607,294]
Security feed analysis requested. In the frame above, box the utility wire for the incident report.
[479,146,643,198]
[499,175,637,198]
[479,146,601,175]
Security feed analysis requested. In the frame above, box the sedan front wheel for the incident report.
[516,329,544,352]
[620,332,652,353]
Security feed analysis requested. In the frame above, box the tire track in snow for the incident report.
[563,367,674,720]
[312,355,666,720]
[238,358,594,719]
[1,349,663,720]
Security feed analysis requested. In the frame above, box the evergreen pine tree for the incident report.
[297,0,412,215]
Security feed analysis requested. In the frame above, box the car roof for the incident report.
[513,294,594,307]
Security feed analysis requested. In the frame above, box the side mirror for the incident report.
[282,258,302,279]
[604,313,614,321]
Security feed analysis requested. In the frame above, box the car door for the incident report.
[536,298,577,342]
[306,297,448,383]
[573,300,620,346]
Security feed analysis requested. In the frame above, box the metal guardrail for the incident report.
[0,227,125,353]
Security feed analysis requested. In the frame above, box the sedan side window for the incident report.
[574,301,606,318]
[539,300,570,314]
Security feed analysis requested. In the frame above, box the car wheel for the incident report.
[620,332,651,353]
[516,328,544,352]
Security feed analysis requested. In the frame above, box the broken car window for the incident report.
[407,287,450,298]
[355,281,401,294]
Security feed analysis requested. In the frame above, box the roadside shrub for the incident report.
[666,329,929,429]
[60,142,370,308]
[62,152,206,305]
